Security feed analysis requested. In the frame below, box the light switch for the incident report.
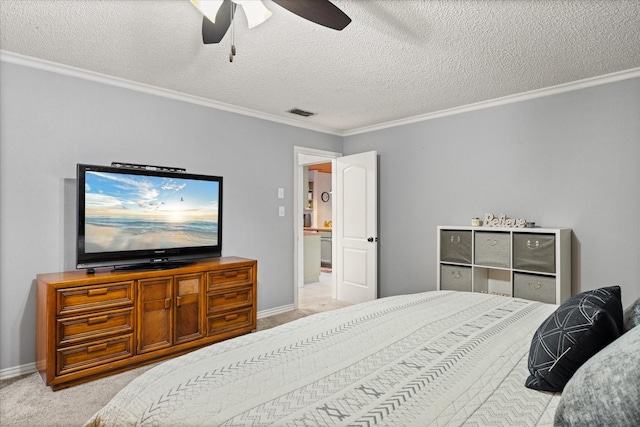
[279,206,285,216]
[278,187,284,198]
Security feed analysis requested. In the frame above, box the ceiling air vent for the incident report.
[287,108,315,117]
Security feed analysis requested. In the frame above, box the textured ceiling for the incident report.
[1,0,639,134]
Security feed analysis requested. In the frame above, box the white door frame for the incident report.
[293,146,341,309]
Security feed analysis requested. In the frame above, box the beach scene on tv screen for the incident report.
[84,171,219,253]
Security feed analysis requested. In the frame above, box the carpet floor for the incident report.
[0,301,349,427]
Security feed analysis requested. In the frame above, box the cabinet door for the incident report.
[174,274,204,345]
[137,277,173,354]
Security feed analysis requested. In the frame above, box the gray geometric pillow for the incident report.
[525,286,623,392]
[623,297,640,332]
[554,326,640,426]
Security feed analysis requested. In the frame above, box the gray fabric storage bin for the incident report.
[440,265,472,292]
[513,233,555,273]
[440,230,472,264]
[474,231,510,268]
[513,273,556,304]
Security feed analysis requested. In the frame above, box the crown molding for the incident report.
[0,50,344,136]
[3,50,638,138]
[343,67,640,136]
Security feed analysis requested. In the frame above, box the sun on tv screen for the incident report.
[76,163,222,271]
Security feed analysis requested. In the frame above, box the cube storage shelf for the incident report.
[437,226,571,304]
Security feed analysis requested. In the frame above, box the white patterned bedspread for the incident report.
[85,291,561,426]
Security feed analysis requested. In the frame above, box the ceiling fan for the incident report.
[190,0,351,60]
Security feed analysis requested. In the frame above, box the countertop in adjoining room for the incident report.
[304,227,332,232]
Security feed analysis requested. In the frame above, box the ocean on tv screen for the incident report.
[84,170,219,253]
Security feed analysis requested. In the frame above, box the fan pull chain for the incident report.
[229,2,236,62]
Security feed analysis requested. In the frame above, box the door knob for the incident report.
[367,237,378,242]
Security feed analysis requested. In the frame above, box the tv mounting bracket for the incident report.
[111,162,186,173]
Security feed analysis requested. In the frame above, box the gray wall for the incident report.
[2,59,638,372]
[0,62,342,371]
[344,78,640,308]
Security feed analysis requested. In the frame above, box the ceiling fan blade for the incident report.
[202,0,235,44]
[272,0,351,31]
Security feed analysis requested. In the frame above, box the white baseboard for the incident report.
[0,305,296,381]
[0,362,37,380]
[257,304,295,319]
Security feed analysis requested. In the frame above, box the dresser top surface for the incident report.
[37,256,256,284]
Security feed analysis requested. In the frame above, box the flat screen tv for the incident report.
[76,163,222,271]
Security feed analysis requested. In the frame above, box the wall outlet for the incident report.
[279,206,285,217]
[278,187,284,198]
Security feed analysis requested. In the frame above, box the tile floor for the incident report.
[257,271,350,331]
[299,270,351,311]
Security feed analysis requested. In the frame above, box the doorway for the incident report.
[300,163,333,310]
[293,147,340,310]
[294,147,379,309]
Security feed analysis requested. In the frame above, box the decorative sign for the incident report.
[483,213,527,228]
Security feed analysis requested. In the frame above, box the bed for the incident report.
[84,289,639,426]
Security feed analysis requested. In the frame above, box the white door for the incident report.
[334,151,378,304]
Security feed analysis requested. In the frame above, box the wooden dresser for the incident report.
[36,256,257,390]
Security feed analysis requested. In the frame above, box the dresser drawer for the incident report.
[56,334,133,376]
[513,233,556,273]
[207,267,253,290]
[513,273,557,304]
[57,308,133,346]
[474,232,510,268]
[207,307,254,336]
[57,282,134,315]
[207,285,253,314]
[440,230,472,264]
[440,265,472,292]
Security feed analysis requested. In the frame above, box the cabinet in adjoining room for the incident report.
[320,230,332,268]
[437,226,571,304]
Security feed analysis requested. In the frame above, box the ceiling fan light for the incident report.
[190,0,224,23]
[233,0,272,28]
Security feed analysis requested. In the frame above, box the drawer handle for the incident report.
[88,343,108,353]
[87,315,108,325]
[527,240,540,249]
[224,292,238,300]
[165,298,171,309]
[224,271,239,278]
[450,235,461,244]
[528,281,542,290]
[87,288,108,296]
[176,296,183,307]
[451,270,462,279]
[225,314,238,321]
[487,238,498,246]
